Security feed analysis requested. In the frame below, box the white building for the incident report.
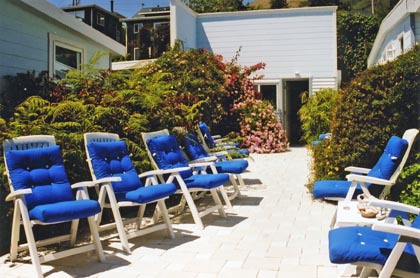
[170,0,338,144]
[368,0,420,67]
[0,0,125,95]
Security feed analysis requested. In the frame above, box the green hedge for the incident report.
[313,45,420,182]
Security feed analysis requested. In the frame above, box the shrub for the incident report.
[298,88,338,145]
[313,45,420,182]
[396,153,420,207]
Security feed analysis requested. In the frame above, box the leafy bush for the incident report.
[298,88,338,145]
[0,46,289,255]
[396,153,420,207]
[313,45,420,182]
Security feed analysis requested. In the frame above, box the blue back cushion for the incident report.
[199,122,216,149]
[147,135,193,179]
[6,146,73,210]
[368,136,408,180]
[184,133,209,160]
[87,141,142,193]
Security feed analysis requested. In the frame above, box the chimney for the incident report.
[110,0,114,12]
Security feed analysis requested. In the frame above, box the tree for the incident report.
[186,0,246,13]
[271,0,288,8]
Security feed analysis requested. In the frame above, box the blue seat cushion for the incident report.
[147,135,193,179]
[215,160,248,174]
[119,183,177,203]
[312,135,408,199]
[29,200,101,223]
[87,141,143,193]
[6,146,73,211]
[184,173,230,189]
[329,226,420,273]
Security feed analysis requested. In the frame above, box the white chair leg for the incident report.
[379,242,406,278]
[104,184,131,254]
[86,215,105,262]
[157,200,175,239]
[18,200,44,278]
[10,202,21,261]
[69,219,79,246]
[96,186,107,226]
[218,185,232,210]
[177,180,204,230]
[210,188,226,217]
[235,174,244,198]
[136,204,146,229]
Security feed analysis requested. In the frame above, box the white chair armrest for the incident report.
[71,177,122,189]
[5,189,32,202]
[189,161,215,168]
[372,222,420,239]
[346,174,394,186]
[344,166,371,174]
[138,169,166,179]
[212,135,222,140]
[158,167,192,174]
[189,156,217,164]
[209,151,229,157]
[369,199,420,215]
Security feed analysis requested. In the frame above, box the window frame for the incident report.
[97,12,105,26]
[133,23,143,33]
[49,34,85,79]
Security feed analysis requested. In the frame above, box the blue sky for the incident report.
[48,0,253,18]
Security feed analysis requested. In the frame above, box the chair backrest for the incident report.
[387,128,419,183]
[183,132,209,161]
[142,130,193,179]
[141,129,171,170]
[3,135,56,151]
[84,132,142,193]
[198,122,216,149]
[4,136,73,210]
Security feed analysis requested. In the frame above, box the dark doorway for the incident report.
[284,80,308,145]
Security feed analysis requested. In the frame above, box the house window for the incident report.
[52,42,83,78]
[134,48,141,60]
[116,29,121,42]
[97,13,105,26]
[260,85,277,108]
[153,22,169,29]
[134,23,143,33]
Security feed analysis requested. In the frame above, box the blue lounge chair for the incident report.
[142,129,232,230]
[4,135,106,277]
[183,132,249,202]
[84,132,177,254]
[329,199,420,277]
[313,129,418,201]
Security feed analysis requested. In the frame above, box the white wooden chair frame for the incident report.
[141,129,231,230]
[84,132,174,254]
[3,135,105,278]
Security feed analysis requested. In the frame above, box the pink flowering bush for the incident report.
[222,55,289,153]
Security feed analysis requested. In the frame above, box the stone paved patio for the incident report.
[0,147,351,277]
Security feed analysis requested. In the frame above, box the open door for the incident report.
[284,80,309,145]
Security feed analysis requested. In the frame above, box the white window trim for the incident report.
[134,23,143,33]
[48,34,85,78]
[97,13,105,26]
[134,47,140,60]
[153,22,169,29]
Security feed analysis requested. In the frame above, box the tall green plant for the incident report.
[298,88,338,145]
